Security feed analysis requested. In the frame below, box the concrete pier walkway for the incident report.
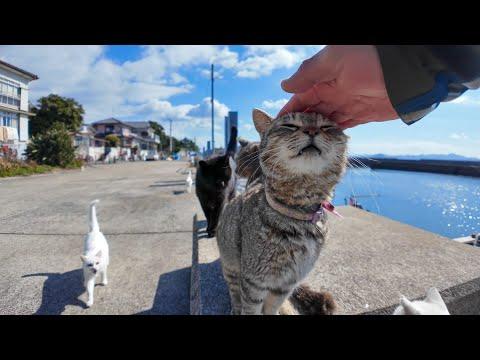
[191,207,480,315]
[0,161,201,314]
[2,160,479,315]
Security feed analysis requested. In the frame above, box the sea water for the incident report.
[237,169,480,239]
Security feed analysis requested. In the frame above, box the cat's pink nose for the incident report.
[303,126,319,137]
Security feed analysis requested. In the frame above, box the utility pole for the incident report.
[169,118,173,154]
[211,63,214,154]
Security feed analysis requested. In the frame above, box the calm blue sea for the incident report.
[238,169,480,239]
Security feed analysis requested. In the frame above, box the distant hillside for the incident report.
[358,153,480,162]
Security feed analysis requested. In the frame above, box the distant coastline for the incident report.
[352,156,480,178]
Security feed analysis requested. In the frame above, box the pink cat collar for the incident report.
[265,191,342,223]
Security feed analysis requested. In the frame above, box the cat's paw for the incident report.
[100,280,108,286]
[86,300,94,308]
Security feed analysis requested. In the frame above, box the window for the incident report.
[0,94,20,108]
[0,79,21,108]
[0,77,20,97]
[1,111,18,128]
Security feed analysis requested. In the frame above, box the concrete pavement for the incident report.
[191,206,480,315]
[0,161,201,314]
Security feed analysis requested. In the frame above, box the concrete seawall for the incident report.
[191,206,480,315]
[353,158,480,177]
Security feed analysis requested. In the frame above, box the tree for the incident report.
[30,94,85,136]
[148,120,198,153]
[105,134,120,147]
[178,137,199,152]
[25,123,76,167]
[149,120,169,151]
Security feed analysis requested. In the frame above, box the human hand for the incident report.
[278,45,399,129]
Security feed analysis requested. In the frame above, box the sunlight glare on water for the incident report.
[237,169,480,238]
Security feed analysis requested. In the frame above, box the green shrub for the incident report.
[0,159,53,178]
[105,134,120,147]
[25,123,76,167]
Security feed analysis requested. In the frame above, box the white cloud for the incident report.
[0,45,199,122]
[262,98,289,111]
[242,123,255,131]
[449,132,469,140]
[170,73,188,84]
[449,94,480,106]
[0,45,325,149]
[199,69,224,79]
[234,45,324,79]
[134,97,230,149]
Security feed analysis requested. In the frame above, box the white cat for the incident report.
[186,170,193,193]
[393,287,450,315]
[80,199,109,308]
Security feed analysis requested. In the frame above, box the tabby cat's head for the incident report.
[236,137,260,179]
[252,109,348,179]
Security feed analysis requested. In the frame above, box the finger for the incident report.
[278,82,343,118]
[329,111,352,124]
[277,95,305,117]
[309,103,341,118]
[281,49,334,93]
[338,118,370,130]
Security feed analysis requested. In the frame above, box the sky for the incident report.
[1,45,479,158]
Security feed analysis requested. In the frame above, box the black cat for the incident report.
[195,126,237,238]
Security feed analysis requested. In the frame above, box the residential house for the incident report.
[124,121,160,154]
[90,118,160,160]
[73,124,107,161]
[0,60,38,159]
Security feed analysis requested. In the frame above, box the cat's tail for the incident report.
[226,126,238,157]
[279,284,337,315]
[89,199,100,233]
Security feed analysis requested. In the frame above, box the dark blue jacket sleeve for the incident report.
[375,45,480,124]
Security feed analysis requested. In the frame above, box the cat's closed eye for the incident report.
[320,125,341,134]
[320,125,335,130]
[280,124,299,131]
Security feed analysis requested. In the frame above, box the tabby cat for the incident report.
[216,109,348,315]
[235,138,261,188]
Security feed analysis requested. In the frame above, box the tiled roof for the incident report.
[90,118,133,127]
[124,121,151,129]
[0,59,39,80]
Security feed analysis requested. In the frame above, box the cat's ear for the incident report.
[252,108,273,134]
[400,296,421,315]
[198,160,207,169]
[95,250,103,258]
[238,137,249,147]
[425,288,445,305]
[80,255,88,263]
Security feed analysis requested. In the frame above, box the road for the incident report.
[0,161,201,315]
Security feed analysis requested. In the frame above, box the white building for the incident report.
[0,60,38,159]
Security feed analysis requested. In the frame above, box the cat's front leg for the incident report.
[263,288,294,315]
[240,278,267,315]
[85,276,95,307]
[100,267,108,286]
[222,267,242,315]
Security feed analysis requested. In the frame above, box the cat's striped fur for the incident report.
[216,110,348,315]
